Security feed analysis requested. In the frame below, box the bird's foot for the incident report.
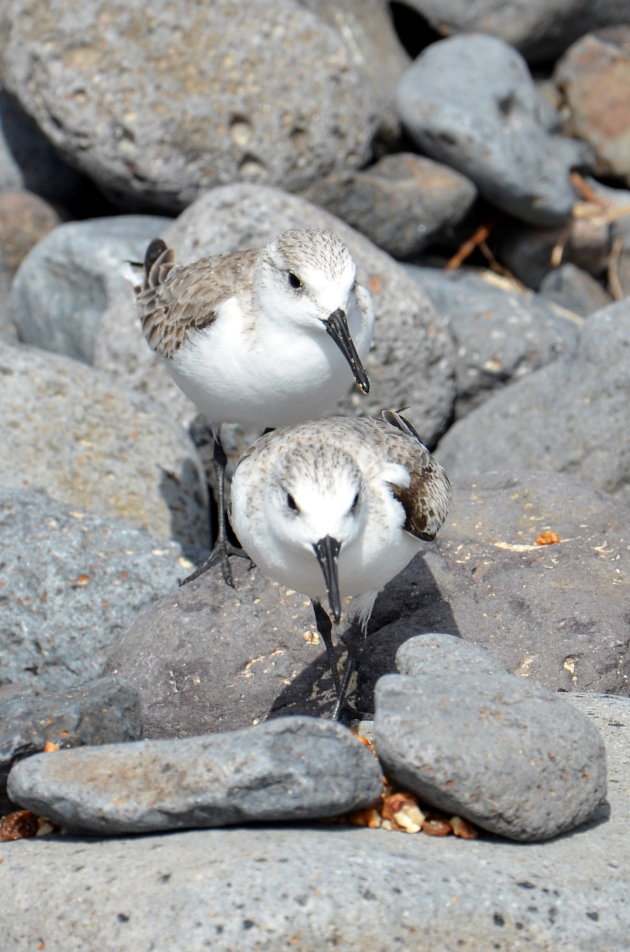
[181,540,254,588]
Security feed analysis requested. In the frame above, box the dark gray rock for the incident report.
[539,263,613,316]
[436,298,630,505]
[396,33,590,226]
[11,215,171,364]
[374,636,607,841]
[361,472,630,705]
[554,28,630,187]
[98,183,457,446]
[0,693,627,951]
[102,559,341,737]
[3,0,378,211]
[0,488,196,693]
[399,0,630,63]
[8,716,383,835]
[301,154,477,259]
[0,340,208,546]
[407,266,580,417]
[0,677,142,815]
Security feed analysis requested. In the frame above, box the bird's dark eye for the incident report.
[287,271,302,290]
[287,492,299,512]
[351,491,360,512]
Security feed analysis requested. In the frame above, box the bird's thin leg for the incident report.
[331,619,365,721]
[312,599,341,699]
[182,431,251,587]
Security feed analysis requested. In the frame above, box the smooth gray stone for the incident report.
[0,694,627,951]
[11,215,171,364]
[436,298,630,506]
[363,472,630,702]
[0,488,194,693]
[0,677,142,815]
[398,0,630,63]
[8,716,383,834]
[396,34,589,226]
[396,633,507,678]
[539,263,612,317]
[0,340,208,547]
[3,0,378,211]
[407,266,580,417]
[374,663,607,841]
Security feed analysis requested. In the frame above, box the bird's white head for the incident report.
[257,229,370,394]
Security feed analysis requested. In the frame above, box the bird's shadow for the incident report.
[158,459,213,564]
[266,552,461,721]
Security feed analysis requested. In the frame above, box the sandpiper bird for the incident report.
[229,410,452,717]
[134,228,375,584]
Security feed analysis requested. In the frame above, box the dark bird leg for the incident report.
[332,619,366,722]
[182,430,251,587]
[312,599,342,700]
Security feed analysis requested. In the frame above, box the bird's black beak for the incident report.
[324,309,370,394]
[313,535,342,623]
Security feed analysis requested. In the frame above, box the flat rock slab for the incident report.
[436,298,630,506]
[8,717,383,835]
[0,694,626,951]
[0,677,142,815]
[374,635,607,841]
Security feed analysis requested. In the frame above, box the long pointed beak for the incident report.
[324,309,370,394]
[313,535,342,623]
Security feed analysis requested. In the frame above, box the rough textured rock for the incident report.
[3,0,379,211]
[396,34,590,226]
[0,488,194,693]
[0,190,62,273]
[0,677,142,815]
[11,215,171,364]
[539,262,613,316]
[0,340,208,546]
[301,154,477,259]
[406,266,580,417]
[435,298,630,505]
[374,635,607,841]
[555,28,630,186]
[398,0,630,63]
[0,694,626,951]
[8,716,383,835]
[360,472,630,706]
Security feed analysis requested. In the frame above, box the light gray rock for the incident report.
[539,263,613,317]
[0,677,142,815]
[0,693,627,951]
[374,635,607,841]
[0,488,194,693]
[300,154,477,259]
[8,716,383,834]
[407,266,580,417]
[398,0,630,63]
[435,298,630,505]
[395,632,506,678]
[396,34,590,226]
[3,0,379,211]
[0,340,208,546]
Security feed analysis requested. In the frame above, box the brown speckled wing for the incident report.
[134,243,260,359]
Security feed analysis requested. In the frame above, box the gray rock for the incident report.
[398,0,630,63]
[396,34,590,226]
[361,472,630,704]
[539,263,613,317]
[0,693,627,950]
[0,488,194,693]
[436,298,630,505]
[3,0,378,211]
[374,637,607,841]
[11,215,171,364]
[8,716,383,835]
[159,183,457,445]
[0,677,142,815]
[406,266,580,417]
[396,632,506,678]
[0,340,208,546]
[103,559,342,737]
[554,28,630,186]
[300,154,477,259]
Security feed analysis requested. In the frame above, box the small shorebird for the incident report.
[230,410,452,717]
[134,229,374,584]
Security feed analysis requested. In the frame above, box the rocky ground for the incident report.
[1,1,629,949]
